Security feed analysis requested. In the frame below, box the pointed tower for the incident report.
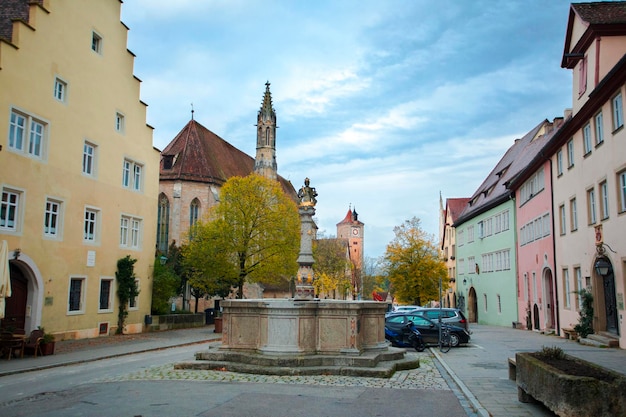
[337,206,365,299]
[254,81,277,181]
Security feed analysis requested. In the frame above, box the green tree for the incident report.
[183,174,300,298]
[116,255,139,334]
[312,237,351,299]
[362,256,385,300]
[383,217,446,306]
[151,257,180,315]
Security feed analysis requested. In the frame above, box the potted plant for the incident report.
[39,328,56,356]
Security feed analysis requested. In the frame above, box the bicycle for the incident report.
[439,324,452,353]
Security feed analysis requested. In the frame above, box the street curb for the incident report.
[432,348,490,417]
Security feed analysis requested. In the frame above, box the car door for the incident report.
[406,314,439,344]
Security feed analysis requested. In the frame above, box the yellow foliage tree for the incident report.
[183,174,300,298]
[312,237,352,299]
[384,217,446,306]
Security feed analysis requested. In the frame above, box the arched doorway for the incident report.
[468,287,477,323]
[594,257,618,335]
[533,304,540,330]
[542,268,555,330]
[1,262,28,331]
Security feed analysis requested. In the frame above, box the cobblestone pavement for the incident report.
[98,348,451,391]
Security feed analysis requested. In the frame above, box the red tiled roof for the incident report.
[572,2,626,25]
[446,198,470,223]
[160,119,296,199]
[336,207,364,227]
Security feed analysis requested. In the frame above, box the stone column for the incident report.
[296,178,318,299]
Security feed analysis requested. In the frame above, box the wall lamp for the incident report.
[463,278,467,285]
[594,257,611,277]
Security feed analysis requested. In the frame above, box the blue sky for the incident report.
[120,0,575,259]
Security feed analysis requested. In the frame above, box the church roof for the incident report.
[160,119,296,199]
[445,198,470,223]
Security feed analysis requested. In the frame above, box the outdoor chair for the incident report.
[0,331,25,359]
[23,329,44,358]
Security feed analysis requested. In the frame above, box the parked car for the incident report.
[412,308,470,332]
[385,314,470,347]
[386,305,422,317]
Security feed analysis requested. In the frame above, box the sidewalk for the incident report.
[0,325,222,377]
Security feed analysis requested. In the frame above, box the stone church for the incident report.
[158,83,297,310]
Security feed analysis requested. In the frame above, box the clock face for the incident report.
[352,228,359,236]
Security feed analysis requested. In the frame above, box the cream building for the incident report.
[0,0,159,340]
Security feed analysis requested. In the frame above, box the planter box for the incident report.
[516,352,626,417]
[41,342,55,356]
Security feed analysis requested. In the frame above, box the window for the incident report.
[612,92,624,131]
[129,279,139,309]
[83,141,97,176]
[91,31,102,53]
[497,295,502,314]
[619,171,626,213]
[559,204,566,235]
[9,109,47,159]
[157,194,170,253]
[574,267,583,311]
[120,215,142,249]
[467,225,474,243]
[570,198,578,231]
[68,277,85,313]
[115,112,125,133]
[563,269,570,309]
[556,150,564,176]
[458,259,465,275]
[84,207,99,242]
[54,77,67,103]
[1,188,22,232]
[595,112,604,145]
[99,278,114,312]
[582,123,592,155]
[468,256,475,274]
[566,139,574,168]
[600,181,609,220]
[587,188,597,225]
[483,294,488,312]
[578,56,587,96]
[44,198,62,238]
[122,159,143,191]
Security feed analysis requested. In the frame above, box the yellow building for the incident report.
[0,0,159,340]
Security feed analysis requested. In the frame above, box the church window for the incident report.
[265,127,270,146]
[157,194,170,253]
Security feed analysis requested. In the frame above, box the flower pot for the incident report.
[40,341,55,356]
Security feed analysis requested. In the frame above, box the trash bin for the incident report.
[144,315,152,325]
[205,308,215,325]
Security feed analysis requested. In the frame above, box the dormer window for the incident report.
[163,155,174,170]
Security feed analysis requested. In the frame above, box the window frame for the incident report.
[594,111,604,146]
[98,277,115,313]
[68,276,86,314]
[122,159,143,192]
[563,268,571,309]
[1,187,24,233]
[587,187,597,225]
[566,139,575,168]
[43,197,63,239]
[83,206,100,244]
[115,112,125,134]
[120,214,142,250]
[600,180,609,220]
[619,170,626,214]
[82,140,97,177]
[8,108,48,160]
[612,92,624,132]
[556,150,564,176]
[54,76,68,103]
[91,31,103,54]
[559,204,566,235]
[569,197,578,232]
[582,123,592,155]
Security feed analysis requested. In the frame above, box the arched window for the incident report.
[265,127,270,146]
[157,193,170,253]
[189,198,200,239]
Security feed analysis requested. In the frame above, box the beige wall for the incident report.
[0,0,159,339]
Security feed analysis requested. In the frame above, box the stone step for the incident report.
[581,332,620,348]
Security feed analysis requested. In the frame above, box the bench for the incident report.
[508,357,516,381]
[562,327,578,340]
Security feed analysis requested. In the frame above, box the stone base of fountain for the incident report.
[177,299,420,377]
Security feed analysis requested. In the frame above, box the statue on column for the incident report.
[297,177,317,206]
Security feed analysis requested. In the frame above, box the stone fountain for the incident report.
[177,179,418,377]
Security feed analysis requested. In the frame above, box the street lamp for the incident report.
[594,257,611,277]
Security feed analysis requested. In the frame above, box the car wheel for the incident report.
[449,333,460,347]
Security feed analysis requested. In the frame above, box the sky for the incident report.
[120,0,577,260]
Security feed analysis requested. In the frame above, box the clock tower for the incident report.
[336,206,364,299]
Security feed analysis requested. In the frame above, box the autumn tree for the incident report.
[383,217,446,306]
[312,237,352,299]
[362,256,385,300]
[183,174,300,299]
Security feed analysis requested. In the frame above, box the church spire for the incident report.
[254,81,277,180]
